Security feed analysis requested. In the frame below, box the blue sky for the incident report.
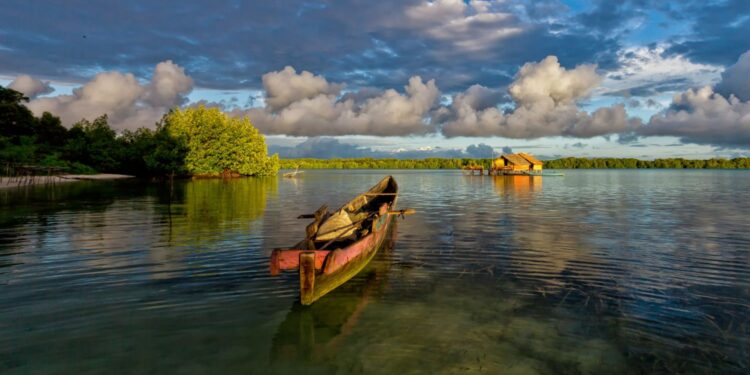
[2,0,750,159]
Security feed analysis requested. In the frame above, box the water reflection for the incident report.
[270,223,397,372]
[492,175,607,293]
[174,177,277,239]
[1,170,749,373]
[492,175,543,197]
[0,177,278,283]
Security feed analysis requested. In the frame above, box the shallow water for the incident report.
[1,170,749,374]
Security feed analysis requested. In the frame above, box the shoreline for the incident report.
[0,174,134,189]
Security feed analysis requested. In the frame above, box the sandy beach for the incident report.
[0,174,134,189]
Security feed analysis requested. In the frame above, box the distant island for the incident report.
[281,157,750,170]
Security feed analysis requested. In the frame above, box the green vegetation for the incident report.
[281,157,750,170]
[281,158,478,170]
[171,177,278,245]
[0,86,278,177]
[544,157,750,169]
[166,106,279,177]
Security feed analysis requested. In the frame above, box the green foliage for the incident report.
[0,86,70,164]
[543,157,750,169]
[34,112,68,152]
[62,115,122,172]
[280,158,467,169]
[0,95,272,177]
[36,154,97,174]
[142,124,189,177]
[118,127,157,175]
[0,86,36,141]
[0,135,36,163]
[0,92,276,177]
[281,157,750,170]
[165,106,279,176]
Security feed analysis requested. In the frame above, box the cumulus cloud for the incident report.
[465,143,495,158]
[440,56,642,138]
[261,66,342,111]
[143,61,194,107]
[27,60,193,130]
[636,49,750,148]
[241,66,440,136]
[509,56,601,105]
[643,86,750,147]
[244,58,642,139]
[434,87,504,137]
[8,74,54,98]
[715,50,750,101]
[601,46,722,98]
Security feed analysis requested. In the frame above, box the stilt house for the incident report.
[493,154,530,172]
[518,153,543,171]
[491,153,543,173]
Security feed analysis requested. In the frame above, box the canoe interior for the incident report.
[296,175,398,251]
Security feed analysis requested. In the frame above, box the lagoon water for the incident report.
[1,170,749,374]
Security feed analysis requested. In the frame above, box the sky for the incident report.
[1,0,750,159]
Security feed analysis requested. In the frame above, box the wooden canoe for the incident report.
[282,166,303,178]
[270,176,400,305]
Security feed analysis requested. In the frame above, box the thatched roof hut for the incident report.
[502,154,530,166]
[491,152,543,172]
[518,153,543,170]
[494,154,530,171]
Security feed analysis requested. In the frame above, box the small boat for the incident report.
[270,176,411,305]
[506,171,565,177]
[528,171,565,176]
[283,166,304,178]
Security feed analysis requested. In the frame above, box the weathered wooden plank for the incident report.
[270,249,331,275]
[300,252,316,305]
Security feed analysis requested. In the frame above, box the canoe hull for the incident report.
[300,211,394,305]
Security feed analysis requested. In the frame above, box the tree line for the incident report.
[282,157,750,169]
[5,84,747,175]
[0,86,278,177]
[544,157,750,169]
[281,158,477,170]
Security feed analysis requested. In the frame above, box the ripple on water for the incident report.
[0,170,749,373]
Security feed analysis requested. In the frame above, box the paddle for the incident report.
[392,208,416,216]
[316,209,415,251]
[298,208,415,219]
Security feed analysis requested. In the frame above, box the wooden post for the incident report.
[269,250,280,276]
[300,251,316,305]
[305,221,318,250]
